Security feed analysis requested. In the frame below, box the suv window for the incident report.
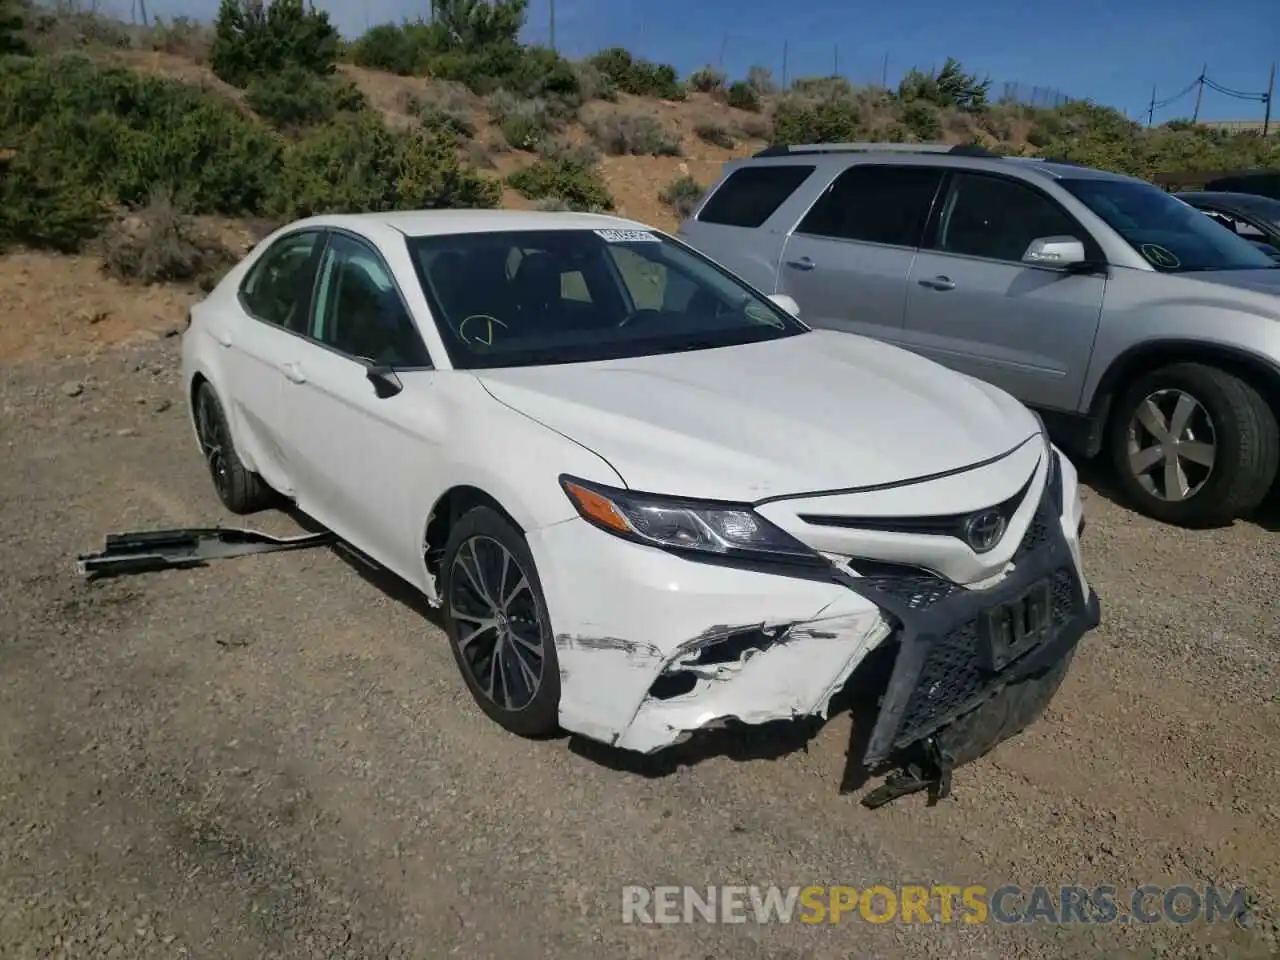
[310,233,432,367]
[933,173,1084,263]
[239,230,324,332]
[796,165,943,247]
[697,164,816,228]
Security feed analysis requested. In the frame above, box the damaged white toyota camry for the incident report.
[181,209,1101,800]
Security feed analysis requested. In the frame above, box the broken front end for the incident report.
[530,442,1100,803]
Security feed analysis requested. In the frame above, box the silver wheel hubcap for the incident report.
[1125,388,1217,502]
[446,535,544,711]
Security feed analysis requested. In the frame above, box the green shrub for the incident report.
[489,90,555,150]
[898,58,990,112]
[694,121,734,148]
[572,59,616,101]
[507,156,614,211]
[536,138,601,167]
[688,66,726,94]
[902,100,942,140]
[772,96,867,144]
[0,127,108,253]
[245,66,366,130]
[209,0,340,89]
[0,0,30,56]
[659,175,705,218]
[725,80,760,112]
[588,47,684,100]
[348,20,430,75]
[746,65,775,95]
[588,110,681,156]
[265,113,499,219]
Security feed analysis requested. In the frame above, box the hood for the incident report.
[475,330,1040,502]
[1188,268,1280,296]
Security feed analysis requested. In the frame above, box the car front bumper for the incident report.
[527,470,1099,763]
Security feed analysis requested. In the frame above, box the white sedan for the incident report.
[180,209,1100,775]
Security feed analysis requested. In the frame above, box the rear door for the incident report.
[900,170,1106,412]
[676,163,817,291]
[777,164,944,343]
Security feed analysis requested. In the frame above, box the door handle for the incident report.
[212,329,232,348]
[785,257,816,271]
[918,275,956,291]
[279,361,307,384]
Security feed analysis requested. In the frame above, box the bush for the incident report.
[265,112,499,220]
[588,47,684,100]
[588,110,681,156]
[507,156,614,211]
[773,96,868,144]
[694,121,734,148]
[572,59,616,101]
[99,190,236,289]
[347,20,430,75]
[146,16,212,59]
[0,55,279,218]
[489,91,555,150]
[0,131,108,253]
[746,65,775,95]
[536,138,601,167]
[737,115,772,140]
[902,100,942,140]
[898,58,990,112]
[209,0,340,89]
[659,175,705,218]
[725,80,760,112]
[688,66,726,94]
[0,0,30,56]
[245,66,365,130]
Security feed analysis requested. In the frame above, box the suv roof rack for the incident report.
[752,142,1001,159]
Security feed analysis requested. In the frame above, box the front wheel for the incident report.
[440,506,561,738]
[192,381,275,515]
[1108,363,1279,527]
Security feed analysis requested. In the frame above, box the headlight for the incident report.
[559,475,825,567]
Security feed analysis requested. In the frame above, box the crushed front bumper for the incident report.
[527,474,1100,768]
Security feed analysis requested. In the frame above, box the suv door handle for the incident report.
[212,329,232,348]
[918,275,956,291]
[279,361,307,384]
[785,257,815,271]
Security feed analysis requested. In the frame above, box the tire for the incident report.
[1107,363,1279,528]
[440,506,561,738]
[192,381,275,515]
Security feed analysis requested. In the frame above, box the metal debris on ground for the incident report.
[76,527,337,578]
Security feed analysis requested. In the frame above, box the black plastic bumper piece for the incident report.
[77,527,337,578]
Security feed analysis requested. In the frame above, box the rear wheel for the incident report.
[193,381,275,514]
[440,506,560,738]
[1108,363,1278,527]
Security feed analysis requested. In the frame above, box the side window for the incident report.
[309,233,431,367]
[697,164,816,228]
[797,165,943,248]
[239,231,323,332]
[1206,211,1266,240]
[934,173,1084,263]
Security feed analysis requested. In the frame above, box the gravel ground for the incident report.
[2,335,1278,960]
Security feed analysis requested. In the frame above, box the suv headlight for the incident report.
[560,475,825,567]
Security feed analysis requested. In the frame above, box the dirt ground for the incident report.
[2,263,1279,959]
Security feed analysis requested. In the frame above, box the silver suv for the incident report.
[678,142,1280,528]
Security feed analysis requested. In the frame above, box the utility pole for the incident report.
[832,44,838,78]
[549,0,556,52]
[1192,63,1206,122]
[137,0,147,25]
[1147,84,1157,127]
[718,30,727,70]
[1265,62,1275,137]
[880,50,889,87]
[781,39,788,88]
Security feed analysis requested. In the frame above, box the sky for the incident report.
[119,0,1277,123]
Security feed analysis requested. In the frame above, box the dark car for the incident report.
[1177,191,1280,262]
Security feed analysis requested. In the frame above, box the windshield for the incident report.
[405,228,806,369]
[1060,179,1277,273]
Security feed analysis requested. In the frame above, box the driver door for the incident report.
[281,230,443,582]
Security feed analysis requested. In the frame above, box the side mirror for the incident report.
[768,293,801,318]
[365,363,403,399]
[1022,236,1087,268]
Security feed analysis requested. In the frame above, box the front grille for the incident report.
[891,567,1075,747]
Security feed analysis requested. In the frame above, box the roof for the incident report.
[295,209,652,238]
[1177,191,1280,220]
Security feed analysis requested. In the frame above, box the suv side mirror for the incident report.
[1022,236,1087,268]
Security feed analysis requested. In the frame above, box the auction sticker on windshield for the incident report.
[595,229,661,243]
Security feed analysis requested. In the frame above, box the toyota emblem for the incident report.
[963,509,1007,553]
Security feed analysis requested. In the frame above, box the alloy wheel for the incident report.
[1125,388,1217,502]
[195,390,232,499]
[447,535,546,711]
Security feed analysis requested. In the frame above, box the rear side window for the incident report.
[797,165,944,248]
[697,164,816,228]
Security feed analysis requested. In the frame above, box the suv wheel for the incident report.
[1108,363,1279,527]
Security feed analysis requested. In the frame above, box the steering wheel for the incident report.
[616,308,664,328]
[458,314,508,347]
